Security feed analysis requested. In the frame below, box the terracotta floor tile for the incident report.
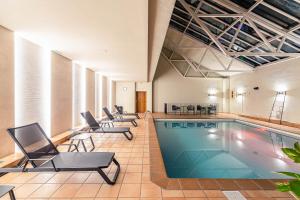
[141,183,162,197]
[47,172,73,183]
[216,179,240,190]
[128,157,143,165]
[183,190,206,197]
[127,165,143,173]
[0,173,21,184]
[203,190,225,198]
[97,184,121,197]
[264,190,293,198]
[142,173,151,183]
[254,180,276,190]
[162,189,184,197]
[65,172,90,183]
[198,179,220,190]
[185,198,208,200]
[30,183,61,198]
[51,183,82,198]
[85,172,105,184]
[74,183,101,198]
[15,183,42,198]
[27,173,55,183]
[234,180,261,190]
[119,184,141,197]
[179,179,201,190]
[123,173,142,183]
[9,173,37,183]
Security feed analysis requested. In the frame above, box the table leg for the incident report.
[67,140,74,152]
[81,140,87,152]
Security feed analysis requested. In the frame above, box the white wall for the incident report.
[15,36,51,135]
[153,55,225,112]
[72,63,86,127]
[136,82,153,112]
[116,82,136,113]
[230,58,300,124]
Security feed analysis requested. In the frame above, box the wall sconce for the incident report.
[123,87,127,91]
[236,92,246,97]
[208,88,217,97]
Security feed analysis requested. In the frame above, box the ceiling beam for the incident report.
[244,14,276,52]
[213,0,300,44]
[228,52,300,57]
[198,14,243,18]
[228,18,245,51]
[178,0,228,56]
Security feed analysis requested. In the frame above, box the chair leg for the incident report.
[123,131,133,140]
[67,140,75,152]
[131,120,137,127]
[97,158,120,185]
[81,140,87,152]
[9,190,16,200]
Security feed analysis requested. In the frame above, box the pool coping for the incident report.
[148,116,290,190]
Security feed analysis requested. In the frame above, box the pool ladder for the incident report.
[269,91,286,125]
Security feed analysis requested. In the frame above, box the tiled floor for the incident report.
[0,114,297,200]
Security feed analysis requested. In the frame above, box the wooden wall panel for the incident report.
[0,26,14,158]
[51,53,72,136]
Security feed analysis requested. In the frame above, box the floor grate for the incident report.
[223,191,247,200]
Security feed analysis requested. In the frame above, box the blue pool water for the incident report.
[155,120,300,179]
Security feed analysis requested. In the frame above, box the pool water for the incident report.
[155,120,300,179]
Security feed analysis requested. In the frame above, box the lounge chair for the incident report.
[103,107,138,127]
[81,111,133,140]
[114,105,140,119]
[0,123,120,185]
[0,185,15,200]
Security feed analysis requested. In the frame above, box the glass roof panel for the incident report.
[206,0,236,14]
[237,56,258,67]
[229,0,256,9]
[167,0,300,69]
[170,20,186,32]
[264,0,300,19]
[253,4,298,29]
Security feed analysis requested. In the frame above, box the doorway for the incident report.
[136,91,146,113]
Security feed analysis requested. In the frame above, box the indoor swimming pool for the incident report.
[155,119,300,179]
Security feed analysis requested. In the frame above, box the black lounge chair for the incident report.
[0,123,120,185]
[103,107,138,127]
[81,111,133,140]
[114,105,140,119]
[0,185,15,200]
